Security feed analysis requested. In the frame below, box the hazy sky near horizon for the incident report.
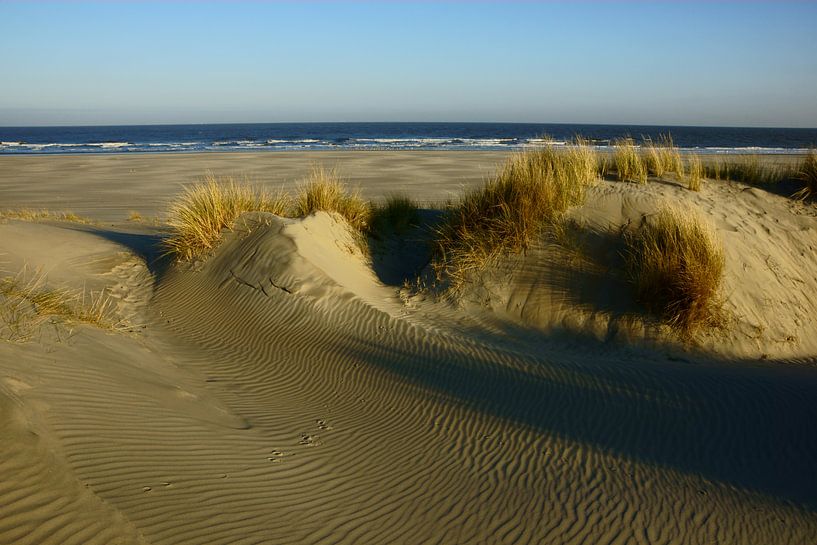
[1,1,816,127]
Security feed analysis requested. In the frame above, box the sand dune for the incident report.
[1,155,817,544]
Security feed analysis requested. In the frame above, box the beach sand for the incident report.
[0,151,509,221]
[1,152,816,544]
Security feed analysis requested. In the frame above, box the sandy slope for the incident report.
[1,166,817,544]
[476,176,817,360]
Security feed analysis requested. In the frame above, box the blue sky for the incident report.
[1,1,816,127]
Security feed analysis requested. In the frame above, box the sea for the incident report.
[1,122,815,155]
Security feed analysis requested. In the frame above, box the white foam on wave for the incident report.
[0,137,811,155]
[94,142,131,149]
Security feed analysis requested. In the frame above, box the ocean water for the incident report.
[1,122,815,155]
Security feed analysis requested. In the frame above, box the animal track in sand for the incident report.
[315,419,332,430]
[299,433,321,447]
[268,450,289,463]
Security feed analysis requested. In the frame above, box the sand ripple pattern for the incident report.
[150,216,817,544]
[0,212,816,544]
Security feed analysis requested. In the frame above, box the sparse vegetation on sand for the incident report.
[1,267,128,342]
[702,156,794,186]
[0,209,93,224]
[164,174,291,260]
[642,134,683,179]
[686,154,703,192]
[625,205,725,334]
[368,194,420,238]
[294,166,370,232]
[613,138,647,184]
[793,149,817,200]
[432,143,597,291]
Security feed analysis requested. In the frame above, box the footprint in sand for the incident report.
[268,450,288,462]
[315,419,332,431]
[299,433,321,446]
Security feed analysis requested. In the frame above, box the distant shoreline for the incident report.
[0,150,807,223]
[3,121,815,155]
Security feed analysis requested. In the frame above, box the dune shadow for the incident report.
[367,208,441,287]
[64,224,174,281]
[334,309,817,508]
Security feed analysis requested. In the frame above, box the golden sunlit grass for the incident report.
[164,174,291,261]
[702,156,793,186]
[613,138,647,184]
[294,166,370,232]
[432,143,597,292]
[625,205,725,335]
[792,149,817,201]
[641,134,684,179]
[642,139,666,178]
[1,267,129,342]
[686,154,704,191]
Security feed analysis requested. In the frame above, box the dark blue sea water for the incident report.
[1,122,815,155]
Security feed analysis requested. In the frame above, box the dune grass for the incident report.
[164,174,291,261]
[368,194,420,238]
[702,156,794,186]
[641,134,683,179]
[686,154,704,191]
[432,143,597,291]
[625,205,725,334]
[792,149,817,200]
[642,139,666,178]
[613,138,648,184]
[1,267,129,342]
[294,166,370,232]
[0,209,94,224]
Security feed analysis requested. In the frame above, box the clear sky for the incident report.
[1,1,816,127]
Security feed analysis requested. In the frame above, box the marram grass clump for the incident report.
[613,138,647,184]
[368,194,420,238]
[642,134,683,179]
[625,206,725,335]
[686,154,704,191]
[642,139,666,178]
[294,166,370,232]
[164,175,291,261]
[433,143,598,292]
[793,150,817,201]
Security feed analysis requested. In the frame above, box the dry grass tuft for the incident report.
[432,143,597,292]
[164,174,291,261]
[128,211,143,222]
[625,206,725,335]
[642,139,666,178]
[368,194,420,238]
[642,134,684,179]
[792,150,817,200]
[1,267,129,342]
[686,154,704,191]
[294,166,370,232]
[613,138,647,184]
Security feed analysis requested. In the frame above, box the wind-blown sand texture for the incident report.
[1,152,816,544]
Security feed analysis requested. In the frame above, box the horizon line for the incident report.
[3,120,817,131]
